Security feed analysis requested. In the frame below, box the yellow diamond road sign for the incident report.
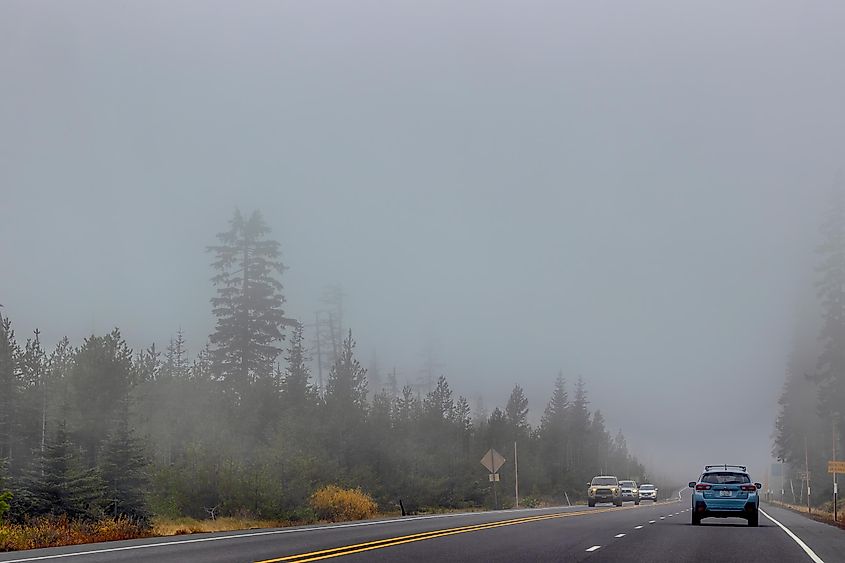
[828,460,845,474]
[481,448,506,474]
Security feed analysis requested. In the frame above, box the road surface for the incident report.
[2,490,843,562]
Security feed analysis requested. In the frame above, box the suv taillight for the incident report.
[695,484,711,491]
[740,485,756,492]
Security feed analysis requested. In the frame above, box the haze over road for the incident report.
[2,491,842,563]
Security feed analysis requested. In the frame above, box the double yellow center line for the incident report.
[256,505,629,562]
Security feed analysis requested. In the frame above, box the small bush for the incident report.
[310,485,377,522]
[521,496,541,508]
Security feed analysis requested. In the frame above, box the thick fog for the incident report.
[2,1,844,481]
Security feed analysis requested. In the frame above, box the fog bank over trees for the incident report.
[0,211,651,523]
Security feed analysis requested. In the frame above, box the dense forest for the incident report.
[774,187,845,510]
[0,209,647,526]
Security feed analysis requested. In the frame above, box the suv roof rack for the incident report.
[704,464,747,472]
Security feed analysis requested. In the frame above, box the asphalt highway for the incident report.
[2,490,843,563]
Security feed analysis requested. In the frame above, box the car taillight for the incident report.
[695,484,711,491]
[740,485,756,492]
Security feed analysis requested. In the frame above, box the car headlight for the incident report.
[613,487,619,494]
[589,487,596,494]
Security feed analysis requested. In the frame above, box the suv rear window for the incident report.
[701,472,750,484]
[620,481,635,487]
[640,484,654,490]
[591,477,618,486]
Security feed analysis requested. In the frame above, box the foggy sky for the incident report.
[3,1,844,481]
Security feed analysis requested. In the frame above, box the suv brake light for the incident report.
[740,485,756,492]
[695,484,711,491]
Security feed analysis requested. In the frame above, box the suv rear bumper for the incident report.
[693,499,757,518]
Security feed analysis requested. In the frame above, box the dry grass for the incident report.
[0,516,151,552]
[152,516,298,536]
[767,500,845,529]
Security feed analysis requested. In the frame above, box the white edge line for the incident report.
[0,506,576,563]
[760,509,825,563]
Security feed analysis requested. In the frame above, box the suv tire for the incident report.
[691,513,701,525]
[588,500,595,507]
[748,511,759,527]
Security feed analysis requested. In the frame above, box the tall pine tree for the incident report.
[208,209,288,400]
[816,186,845,451]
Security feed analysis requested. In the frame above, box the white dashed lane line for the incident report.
[649,520,656,524]
[614,534,626,538]
[586,545,601,552]
[634,525,643,529]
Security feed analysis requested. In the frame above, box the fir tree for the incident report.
[0,313,21,469]
[505,384,529,437]
[816,186,845,449]
[208,209,288,400]
[67,329,135,466]
[22,423,103,520]
[424,376,454,421]
[324,330,368,414]
[281,322,316,409]
[100,404,151,524]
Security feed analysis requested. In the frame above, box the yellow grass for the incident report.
[152,516,294,536]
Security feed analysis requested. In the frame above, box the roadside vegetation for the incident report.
[773,188,845,515]
[0,209,649,551]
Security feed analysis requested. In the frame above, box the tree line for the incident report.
[0,209,647,525]
[774,187,845,509]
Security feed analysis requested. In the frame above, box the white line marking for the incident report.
[586,545,602,552]
[0,506,578,563]
[760,509,825,563]
[659,516,665,520]
[634,525,643,529]
[649,520,656,523]
[614,533,626,538]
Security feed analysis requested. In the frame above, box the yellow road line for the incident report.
[256,504,639,563]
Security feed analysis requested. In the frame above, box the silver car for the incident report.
[639,483,658,502]
[619,480,640,505]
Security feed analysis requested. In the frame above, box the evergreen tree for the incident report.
[46,337,74,423]
[324,330,368,468]
[568,377,591,470]
[67,329,135,466]
[21,423,103,520]
[505,384,529,438]
[816,186,845,450]
[100,403,151,524]
[0,313,21,470]
[281,322,316,410]
[17,331,47,472]
[424,376,455,421]
[208,209,288,400]
[588,410,611,474]
[324,330,368,414]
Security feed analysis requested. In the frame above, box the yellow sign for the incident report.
[828,460,845,474]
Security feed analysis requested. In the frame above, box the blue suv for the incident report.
[688,465,762,526]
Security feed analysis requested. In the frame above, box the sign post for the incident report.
[829,460,845,522]
[480,448,506,510]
